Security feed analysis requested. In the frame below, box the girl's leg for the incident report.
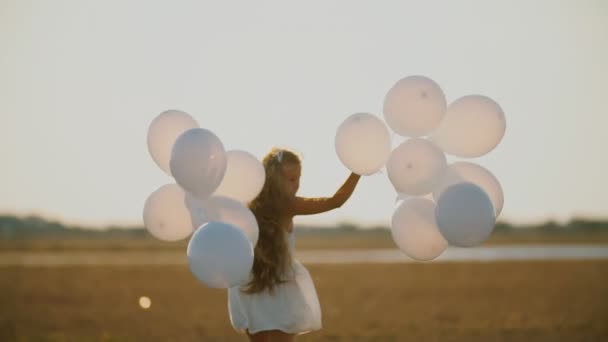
[247,329,295,342]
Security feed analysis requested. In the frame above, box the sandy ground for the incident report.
[1,260,607,341]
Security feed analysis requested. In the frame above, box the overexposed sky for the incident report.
[1,0,607,228]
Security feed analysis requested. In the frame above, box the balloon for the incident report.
[147,110,199,175]
[142,184,194,241]
[187,221,254,288]
[335,113,391,175]
[184,192,207,229]
[383,75,447,137]
[395,192,433,204]
[386,138,447,195]
[187,195,259,246]
[435,182,496,247]
[391,198,448,261]
[430,95,506,158]
[432,162,504,216]
[213,150,265,203]
[170,128,227,200]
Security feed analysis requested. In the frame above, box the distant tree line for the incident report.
[0,215,607,240]
[0,215,147,240]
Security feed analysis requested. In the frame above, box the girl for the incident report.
[228,147,361,342]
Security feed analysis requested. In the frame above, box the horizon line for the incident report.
[2,210,607,231]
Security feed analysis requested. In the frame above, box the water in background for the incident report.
[2,245,608,266]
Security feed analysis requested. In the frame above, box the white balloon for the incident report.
[335,113,391,175]
[432,162,504,216]
[213,150,265,203]
[383,75,447,137]
[187,221,254,288]
[391,198,448,261]
[386,138,447,195]
[430,95,506,158]
[394,192,433,205]
[435,182,496,247]
[190,196,259,246]
[142,184,194,241]
[170,128,227,200]
[147,110,199,175]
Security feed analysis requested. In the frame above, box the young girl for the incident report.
[228,147,361,341]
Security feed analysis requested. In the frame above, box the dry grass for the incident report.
[1,261,607,341]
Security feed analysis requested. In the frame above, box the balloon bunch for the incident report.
[144,110,265,288]
[336,75,506,261]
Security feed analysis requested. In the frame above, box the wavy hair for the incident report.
[243,147,300,294]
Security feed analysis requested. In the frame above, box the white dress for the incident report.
[228,230,322,335]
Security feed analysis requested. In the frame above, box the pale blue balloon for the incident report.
[170,128,227,200]
[435,182,496,247]
[187,221,253,288]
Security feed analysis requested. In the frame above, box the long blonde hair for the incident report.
[244,148,300,294]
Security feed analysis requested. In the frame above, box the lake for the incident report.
[1,245,608,266]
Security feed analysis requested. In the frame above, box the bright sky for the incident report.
[1,0,607,228]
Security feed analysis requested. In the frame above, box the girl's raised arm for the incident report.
[289,172,361,216]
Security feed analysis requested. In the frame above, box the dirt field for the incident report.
[1,261,607,341]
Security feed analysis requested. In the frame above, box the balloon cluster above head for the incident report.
[144,109,266,288]
[334,75,506,261]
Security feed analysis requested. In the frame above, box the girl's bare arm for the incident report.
[289,173,361,216]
